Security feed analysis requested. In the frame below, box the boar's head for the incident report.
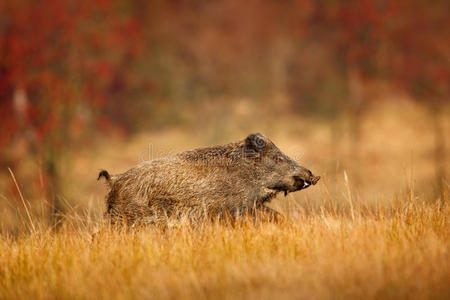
[242,133,320,196]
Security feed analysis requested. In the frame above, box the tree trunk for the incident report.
[44,153,63,226]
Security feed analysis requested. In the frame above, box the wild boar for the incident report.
[98,133,320,224]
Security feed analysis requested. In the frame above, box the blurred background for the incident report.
[0,0,448,231]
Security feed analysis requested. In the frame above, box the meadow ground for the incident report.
[0,101,449,299]
[0,200,448,299]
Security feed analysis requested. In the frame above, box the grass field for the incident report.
[0,101,448,299]
[0,199,448,299]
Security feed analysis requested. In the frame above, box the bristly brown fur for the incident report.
[99,133,320,225]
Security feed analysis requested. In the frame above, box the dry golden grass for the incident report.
[0,101,449,299]
[0,198,448,300]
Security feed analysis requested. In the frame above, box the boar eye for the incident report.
[276,157,285,163]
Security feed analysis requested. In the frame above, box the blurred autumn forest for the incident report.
[0,0,448,227]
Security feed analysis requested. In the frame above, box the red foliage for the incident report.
[310,0,449,106]
[0,0,142,160]
[326,0,397,77]
[387,0,449,102]
[1,0,447,158]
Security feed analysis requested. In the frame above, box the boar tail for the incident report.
[98,170,112,186]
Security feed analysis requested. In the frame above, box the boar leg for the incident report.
[255,206,285,222]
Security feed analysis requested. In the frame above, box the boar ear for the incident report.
[245,133,267,152]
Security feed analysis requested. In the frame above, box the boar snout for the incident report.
[293,169,320,191]
[268,171,320,196]
[293,174,320,190]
